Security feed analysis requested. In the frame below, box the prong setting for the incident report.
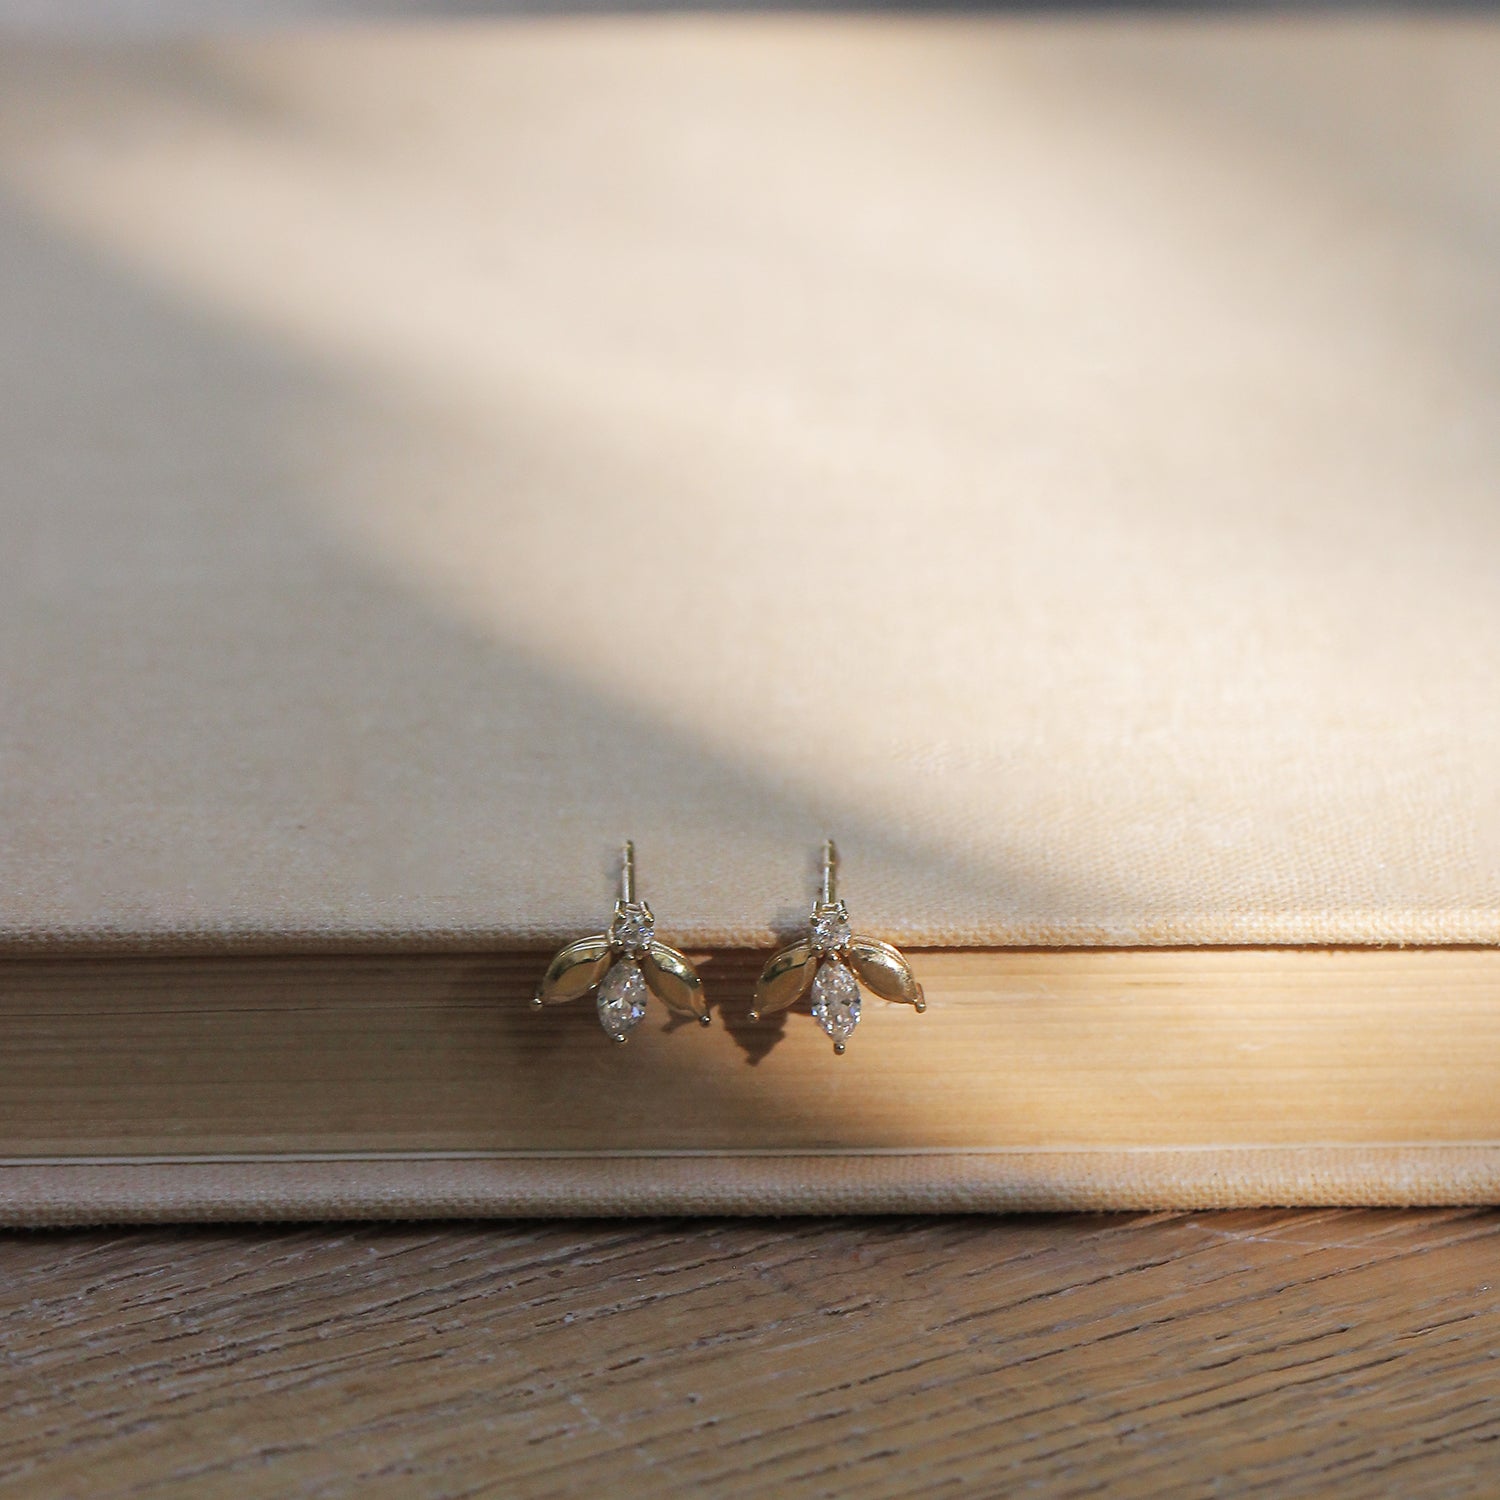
[752,838,926,1055]
[533,842,708,1040]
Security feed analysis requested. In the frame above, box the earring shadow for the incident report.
[692,950,789,1066]
[716,897,821,1065]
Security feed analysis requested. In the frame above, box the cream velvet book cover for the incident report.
[1,14,1498,1220]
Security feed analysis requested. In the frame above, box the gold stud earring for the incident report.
[533,842,709,1042]
[750,840,925,1055]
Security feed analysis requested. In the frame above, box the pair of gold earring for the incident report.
[533,840,925,1055]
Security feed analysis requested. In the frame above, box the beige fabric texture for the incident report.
[7,1149,1500,1226]
[1,15,1498,953]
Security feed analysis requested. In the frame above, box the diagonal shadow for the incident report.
[0,177,1091,1081]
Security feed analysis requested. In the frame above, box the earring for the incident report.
[750,840,925,1055]
[533,842,710,1042]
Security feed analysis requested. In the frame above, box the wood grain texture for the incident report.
[1,1211,1498,1499]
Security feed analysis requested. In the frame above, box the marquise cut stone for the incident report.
[810,959,861,1045]
[597,959,648,1041]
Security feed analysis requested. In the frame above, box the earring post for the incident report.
[821,839,838,904]
[621,841,636,904]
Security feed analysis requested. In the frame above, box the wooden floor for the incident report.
[1,1211,1496,1498]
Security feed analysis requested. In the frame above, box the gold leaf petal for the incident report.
[848,936,926,1009]
[535,935,612,1005]
[643,941,709,1022]
[751,941,815,1020]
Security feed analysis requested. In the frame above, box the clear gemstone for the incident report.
[808,902,851,954]
[597,959,648,1041]
[810,960,861,1045]
[609,903,655,957]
